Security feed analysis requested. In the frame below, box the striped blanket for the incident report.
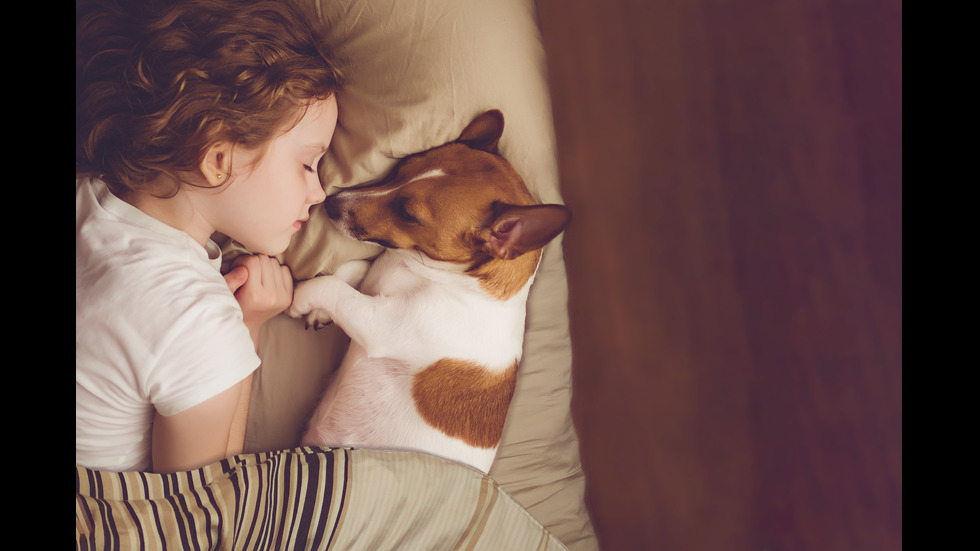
[76,447,566,550]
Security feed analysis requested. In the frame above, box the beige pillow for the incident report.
[232,1,596,548]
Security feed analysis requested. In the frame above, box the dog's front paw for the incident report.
[287,277,335,330]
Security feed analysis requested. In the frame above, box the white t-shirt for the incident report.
[76,177,260,472]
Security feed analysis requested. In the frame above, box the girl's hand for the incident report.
[224,254,293,349]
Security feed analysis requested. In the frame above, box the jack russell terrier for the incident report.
[287,110,571,473]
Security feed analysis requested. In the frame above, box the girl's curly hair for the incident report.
[76,0,346,197]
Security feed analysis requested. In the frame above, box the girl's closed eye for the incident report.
[304,164,316,174]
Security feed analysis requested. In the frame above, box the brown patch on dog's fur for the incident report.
[411,358,518,448]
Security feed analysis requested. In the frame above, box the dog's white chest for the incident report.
[359,252,529,370]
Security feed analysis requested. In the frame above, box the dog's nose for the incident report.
[324,195,341,220]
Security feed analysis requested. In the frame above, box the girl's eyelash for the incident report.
[304,164,316,173]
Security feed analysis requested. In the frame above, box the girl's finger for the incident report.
[281,265,293,293]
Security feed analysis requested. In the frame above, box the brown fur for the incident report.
[411,359,519,448]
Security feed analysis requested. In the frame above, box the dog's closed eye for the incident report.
[394,197,422,225]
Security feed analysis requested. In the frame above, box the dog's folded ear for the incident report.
[485,203,572,260]
[458,110,505,154]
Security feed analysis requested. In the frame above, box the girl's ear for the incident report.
[199,141,234,187]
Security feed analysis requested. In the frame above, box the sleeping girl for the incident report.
[75,0,344,473]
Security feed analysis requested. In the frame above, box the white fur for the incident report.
[407,168,447,183]
[288,248,534,473]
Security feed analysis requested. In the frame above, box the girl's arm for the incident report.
[151,255,292,473]
[226,374,253,457]
[151,379,249,473]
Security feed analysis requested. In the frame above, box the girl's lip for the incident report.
[293,217,309,229]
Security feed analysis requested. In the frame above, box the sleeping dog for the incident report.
[288,110,571,473]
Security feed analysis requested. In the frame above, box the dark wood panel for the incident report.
[536,0,902,549]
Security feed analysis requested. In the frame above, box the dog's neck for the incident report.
[390,247,541,302]
[390,248,479,291]
[467,250,542,301]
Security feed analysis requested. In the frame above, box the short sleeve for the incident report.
[144,279,260,417]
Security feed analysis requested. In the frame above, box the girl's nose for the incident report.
[309,178,327,205]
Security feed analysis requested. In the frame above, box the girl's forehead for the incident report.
[281,97,338,148]
[262,98,336,157]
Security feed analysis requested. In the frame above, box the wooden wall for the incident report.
[535,0,902,549]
